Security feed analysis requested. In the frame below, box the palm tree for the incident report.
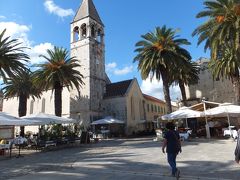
[2,70,42,136]
[193,0,240,57]
[171,61,199,106]
[0,29,29,82]
[34,46,84,117]
[134,26,191,113]
[193,0,240,104]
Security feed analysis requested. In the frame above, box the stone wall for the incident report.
[185,58,235,105]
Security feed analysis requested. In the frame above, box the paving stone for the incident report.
[0,137,239,180]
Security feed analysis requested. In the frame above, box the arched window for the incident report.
[97,29,102,43]
[81,24,87,38]
[30,100,34,114]
[73,26,79,42]
[91,25,95,38]
[41,98,46,113]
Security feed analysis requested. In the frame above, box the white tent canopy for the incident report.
[91,117,124,125]
[204,103,240,133]
[0,112,37,126]
[204,103,240,117]
[21,113,77,125]
[161,107,202,120]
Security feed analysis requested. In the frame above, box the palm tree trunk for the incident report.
[54,82,62,117]
[233,76,240,105]
[161,70,172,113]
[18,94,27,137]
[235,20,240,53]
[179,80,187,106]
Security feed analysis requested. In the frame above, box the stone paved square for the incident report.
[0,137,239,180]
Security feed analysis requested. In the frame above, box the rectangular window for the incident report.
[131,96,135,120]
[30,101,34,114]
[147,104,149,112]
[41,98,45,113]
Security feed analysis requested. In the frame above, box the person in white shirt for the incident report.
[208,121,215,136]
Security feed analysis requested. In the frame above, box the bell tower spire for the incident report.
[73,0,103,25]
[70,0,105,127]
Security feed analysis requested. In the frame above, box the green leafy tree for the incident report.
[0,29,29,82]
[2,70,42,136]
[34,46,84,117]
[193,0,240,104]
[134,26,191,113]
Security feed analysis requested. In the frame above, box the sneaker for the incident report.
[175,169,180,180]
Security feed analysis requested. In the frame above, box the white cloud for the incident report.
[0,22,31,46]
[106,62,133,75]
[44,0,74,18]
[27,43,54,64]
[0,15,6,20]
[140,76,181,101]
[114,66,134,75]
[106,62,117,70]
[0,21,54,65]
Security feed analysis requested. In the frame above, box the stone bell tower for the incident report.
[70,0,106,126]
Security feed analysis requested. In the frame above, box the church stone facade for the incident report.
[184,57,235,106]
[69,0,106,125]
[2,0,169,135]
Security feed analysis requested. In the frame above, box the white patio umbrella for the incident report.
[204,103,240,117]
[0,112,37,126]
[161,107,202,128]
[161,107,202,120]
[21,113,77,125]
[204,103,240,134]
[91,116,124,125]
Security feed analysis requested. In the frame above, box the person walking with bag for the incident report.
[162,122,181,179]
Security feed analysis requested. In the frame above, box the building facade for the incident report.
[184,57,235,106]
[102,79,171,135]
[69,0,106,125]
[2,0,170,135]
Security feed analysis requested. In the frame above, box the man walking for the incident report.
[162,122,181,179]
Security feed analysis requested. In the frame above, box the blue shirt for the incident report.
[164,130,180,153]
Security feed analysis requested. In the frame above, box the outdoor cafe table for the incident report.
[0,144,10,149]
[222,127,238,139]
[0,142,12,157]
[0,144,10,154]
[179,132,189,141]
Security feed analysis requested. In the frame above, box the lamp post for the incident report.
[202,98,211,138]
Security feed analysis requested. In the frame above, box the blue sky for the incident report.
[0,0,209,101]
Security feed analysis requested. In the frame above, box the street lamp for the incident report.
[202,98,211,138]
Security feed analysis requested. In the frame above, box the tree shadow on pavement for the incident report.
[0,138,239,180]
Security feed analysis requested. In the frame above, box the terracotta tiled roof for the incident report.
[104,79,133,98]
[143,94,165,104]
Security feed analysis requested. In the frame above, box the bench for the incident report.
[45,141,57,147]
